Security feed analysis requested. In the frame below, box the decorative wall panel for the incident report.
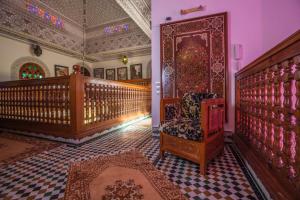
[160,13,227,100]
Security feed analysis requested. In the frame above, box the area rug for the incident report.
[64,150,187,200]
[0,132,60,166]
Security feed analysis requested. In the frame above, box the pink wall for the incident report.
[261,0,300,52]
[151,0,300,132]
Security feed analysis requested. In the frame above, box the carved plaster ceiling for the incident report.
[0,0,151,62]
[39,0,129,28]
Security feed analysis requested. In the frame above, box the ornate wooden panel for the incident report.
[160,12,227,100]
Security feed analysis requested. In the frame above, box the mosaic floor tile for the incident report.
[0,118,262,200]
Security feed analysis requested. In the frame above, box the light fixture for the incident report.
[121,55,128,65]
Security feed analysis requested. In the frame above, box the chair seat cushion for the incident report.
[159,118,203,142]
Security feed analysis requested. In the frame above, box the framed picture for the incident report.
[54,65,69,77]
[94,68,104,79]
[130,64,142,79]
[106,68,115,80]
[117,67,128,80]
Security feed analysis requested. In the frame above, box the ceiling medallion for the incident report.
[25,0,64,29]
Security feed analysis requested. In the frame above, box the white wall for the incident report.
[0,35,92,81]
[93,55,151,80]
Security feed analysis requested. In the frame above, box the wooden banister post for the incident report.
[69,73,85,138]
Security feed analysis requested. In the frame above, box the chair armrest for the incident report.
[200,98,225,140]
[160,98,180,123]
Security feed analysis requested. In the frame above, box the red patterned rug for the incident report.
[65,150,187,200]
[0,132,60,166]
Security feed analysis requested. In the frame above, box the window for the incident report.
[19,62,45,80]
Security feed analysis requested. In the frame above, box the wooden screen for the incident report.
[0,74,151,139]
[83,77,151,125]
[235,30,300,199]
[0,77,70,124]
[160,12,227,100]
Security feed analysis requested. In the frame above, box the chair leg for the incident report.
[219,148,224,157]
[200,161,206,175]
[160,150,165,159]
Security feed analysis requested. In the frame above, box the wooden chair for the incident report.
[159,93,225,175]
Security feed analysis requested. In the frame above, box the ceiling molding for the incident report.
[115,0,151,38]
[88,45,151,61]
[0,27,98,63]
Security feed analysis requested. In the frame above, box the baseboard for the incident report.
[233,134,298,200]
[0,116,150,145]
[152,126,160,137]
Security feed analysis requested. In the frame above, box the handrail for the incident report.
[235,30,300,199]
[118,78,151,87]
[0,73,151,139]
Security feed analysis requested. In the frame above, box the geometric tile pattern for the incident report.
[86,28,151,54]
[0,119,260,200]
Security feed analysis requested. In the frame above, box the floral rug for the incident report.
[0,132,60,166]
[64,150,187,200]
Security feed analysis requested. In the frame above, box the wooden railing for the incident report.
[0,73,151,139]
[235,30,300,200]
[118,78,151,87]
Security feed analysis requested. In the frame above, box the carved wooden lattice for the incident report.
[235,31,300,199]
[0,74,151,139]
[160,12,227,100]
[0,77,70,125]
[83,78,151,125]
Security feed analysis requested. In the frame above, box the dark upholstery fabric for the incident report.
[164,105,178,121]
[180,92,217,120]
[159,118,203,141]
[160,92,217,142]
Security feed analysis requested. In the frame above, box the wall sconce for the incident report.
[180,5,204,15]
[121,55,128,65]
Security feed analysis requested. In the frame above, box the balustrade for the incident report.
[235,31,300,199]
[0,73,151,139]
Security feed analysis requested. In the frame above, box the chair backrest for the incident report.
[180,92,217,120]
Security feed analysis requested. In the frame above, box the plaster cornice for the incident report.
[115,0,151,38]
[0,27,98,63]
[88,45,151,61]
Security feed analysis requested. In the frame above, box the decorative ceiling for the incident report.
[0,0,151,62]
[39,0,129,28]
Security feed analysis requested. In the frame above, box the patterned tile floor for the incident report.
[0,118,263,200]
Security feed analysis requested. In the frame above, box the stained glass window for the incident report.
[19,63,45,80]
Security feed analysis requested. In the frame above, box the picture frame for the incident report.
[130,64,142,79]
[117,67,128,80]
[54,65,69,77]
[106,68,115,80]
[94,68,104,79]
